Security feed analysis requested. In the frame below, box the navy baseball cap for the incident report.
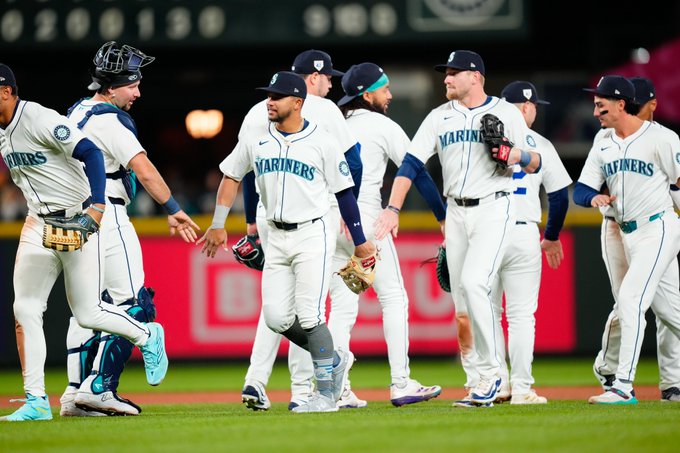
[256,71,307,99]
[501,81,550,105]
[0,64,17,89]
[629,77,656,103]
[583,75,635,101]
[434,50,485,75]
[337,62,388,107]
[291,49,344,77]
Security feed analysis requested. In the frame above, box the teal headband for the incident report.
[360,73,389,95]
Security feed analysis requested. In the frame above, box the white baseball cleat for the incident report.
[242,381,271,411]
[510,390,548,405]
[470,376,501,404]
[291,392,338,413]
[588,388,638,405]
[494,383,511,403]
[75,389,141,416]
[337,387,368,409]
[60,389,106,417]
[331,349,354,402]
[390,379,442,406]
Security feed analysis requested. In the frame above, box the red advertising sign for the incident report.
[140,232,575,359]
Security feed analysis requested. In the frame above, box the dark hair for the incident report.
[603,95,640,116]
[339,95,383,118]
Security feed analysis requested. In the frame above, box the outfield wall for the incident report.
[0,212,659,366]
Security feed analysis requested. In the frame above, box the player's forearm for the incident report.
[209,176,240,230]
[387,176,413,210]
[130,153,180,214]
[509,149,541,174]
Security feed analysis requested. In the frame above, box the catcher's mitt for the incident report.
[42,212,100,252]
[232,234,265,271]
[420,245,451,293]
[337,251,379,294]
[480,113,514,169]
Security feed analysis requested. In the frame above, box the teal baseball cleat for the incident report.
[139,322,169,386]
[2,394,53,421]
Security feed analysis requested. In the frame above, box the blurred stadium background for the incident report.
[0,0,679,366]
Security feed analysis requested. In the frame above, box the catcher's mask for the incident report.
[88,41,155,91]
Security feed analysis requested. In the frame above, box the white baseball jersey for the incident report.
[220,120,354,223]
[328,108,414,385]
[68,99,144,205]
[0,100,91,215]
[409,97,532,199]
[343,109,410,208]
[579,121,680,223]
[512,130,572,223]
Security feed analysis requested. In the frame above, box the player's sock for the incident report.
[306,324,334,399]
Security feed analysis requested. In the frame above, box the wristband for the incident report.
[518,150,532,168]
[163,195,181,215]
[211,205,230,230]
[90,204,105,214]
[387,205,401,215]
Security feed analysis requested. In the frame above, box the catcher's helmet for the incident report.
[88,41,154,90]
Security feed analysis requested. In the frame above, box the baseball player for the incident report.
[455,81,571,407]
[199,71,375,413]
[574,75,680,404]
[331,62,445,406]
[592,77,680,402]
[0,63,168,421]
[374,51,541,406]
[237,50,364,411]
[59,42,200,417]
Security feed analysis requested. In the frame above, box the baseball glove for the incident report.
[480,113,514,169]
[420,245,451,293]
[232,234,265,271]
[42,213,100,252]
[337,251,379,294]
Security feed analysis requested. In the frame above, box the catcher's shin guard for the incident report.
[94,292,155,392]
[65,317,101,387]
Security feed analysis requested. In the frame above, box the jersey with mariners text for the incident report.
[220,120,354,224]
[0,100,91,216]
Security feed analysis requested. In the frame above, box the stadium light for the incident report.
[185,109,223,139]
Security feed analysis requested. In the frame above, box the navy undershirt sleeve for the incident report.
[412,170,446,221]
[344,143,363,199]
[335,187,366,246]
[544,187,569,241]
[72,138,106,204]
[242,171,259,224]
[572,182,599,208]
[396,153,425,181]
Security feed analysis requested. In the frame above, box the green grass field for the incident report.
[0,357,677,452]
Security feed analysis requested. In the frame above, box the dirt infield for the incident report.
[14,385,661,408]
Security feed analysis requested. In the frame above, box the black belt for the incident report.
[454,191,510,207]
[272,217,321,231]
[108,196,126,206]
[39,197,91,218]
[516,221,527,225]
[605,216,615,221]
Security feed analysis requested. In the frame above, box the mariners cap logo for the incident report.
[448,52,455,62]
[270,74,278,85]
[53,125,71,141]
[313,60,325,72]
[0,77,4,82]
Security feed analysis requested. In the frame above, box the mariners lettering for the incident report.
[255,157,315,181]
[4,151,47,169]
[602,158,654,178]
[438,129,482,148]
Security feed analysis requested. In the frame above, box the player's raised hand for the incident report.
[541,238,564,269]
[197,228,228,258]
[168,210,200,243]
[374,208,399,240]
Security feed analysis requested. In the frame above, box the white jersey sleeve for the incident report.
[345,109,410,208]
[219,139,252,182]
[513,131,572,223]
[303,95,357,153]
